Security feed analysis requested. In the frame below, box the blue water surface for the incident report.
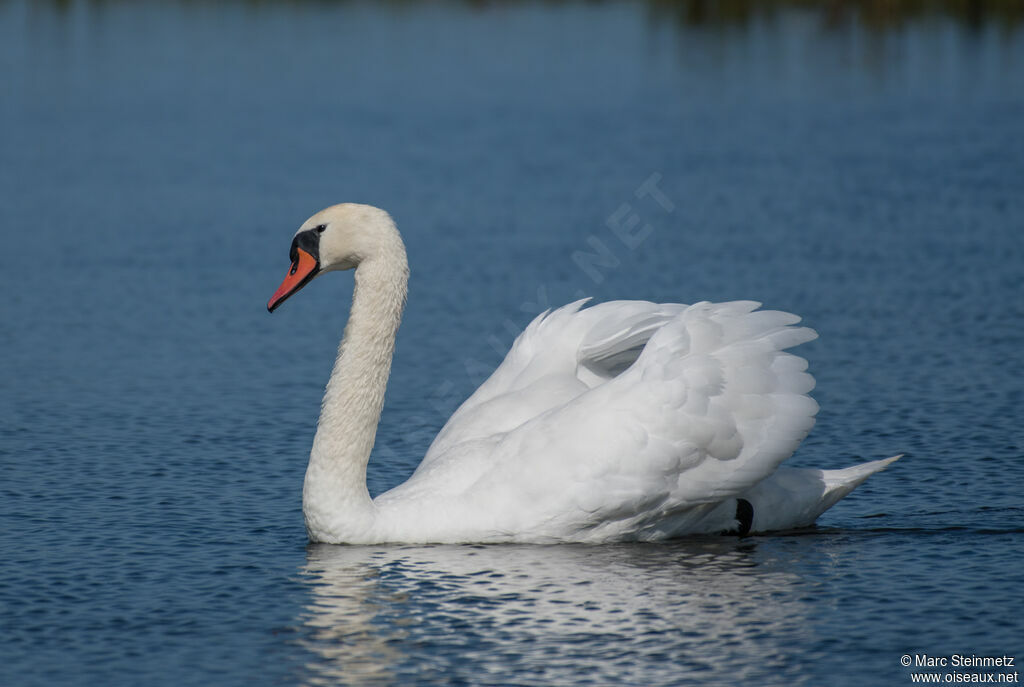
[1,1,1022,685]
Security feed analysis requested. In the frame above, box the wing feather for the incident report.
[386,299,818,540]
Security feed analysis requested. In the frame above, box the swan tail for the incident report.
[823,454,902,486]
[817,454,902,510]
[706,455,902,533]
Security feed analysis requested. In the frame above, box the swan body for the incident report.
[268,203,898,544]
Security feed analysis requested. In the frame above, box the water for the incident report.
[2,1,1023,685]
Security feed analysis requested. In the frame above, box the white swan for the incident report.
[268,203,898,544]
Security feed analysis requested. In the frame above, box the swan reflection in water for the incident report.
[297,538,823,686]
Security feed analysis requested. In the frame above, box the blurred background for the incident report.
[1,1,1022,686]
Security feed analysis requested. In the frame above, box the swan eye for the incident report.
[315,224,327,233]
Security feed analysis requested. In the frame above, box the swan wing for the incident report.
[464,301,819,539]
[382,300,818,541]
[402,300,686,491]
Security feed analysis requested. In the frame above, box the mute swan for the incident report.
[268,203,898,544]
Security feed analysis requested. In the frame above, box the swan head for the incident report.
[267,203,403,312]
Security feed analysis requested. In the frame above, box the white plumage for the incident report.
[268,203,899,544]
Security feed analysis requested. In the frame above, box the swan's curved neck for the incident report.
[303,242,408,542]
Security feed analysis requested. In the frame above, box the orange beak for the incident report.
[267,247,319,312]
